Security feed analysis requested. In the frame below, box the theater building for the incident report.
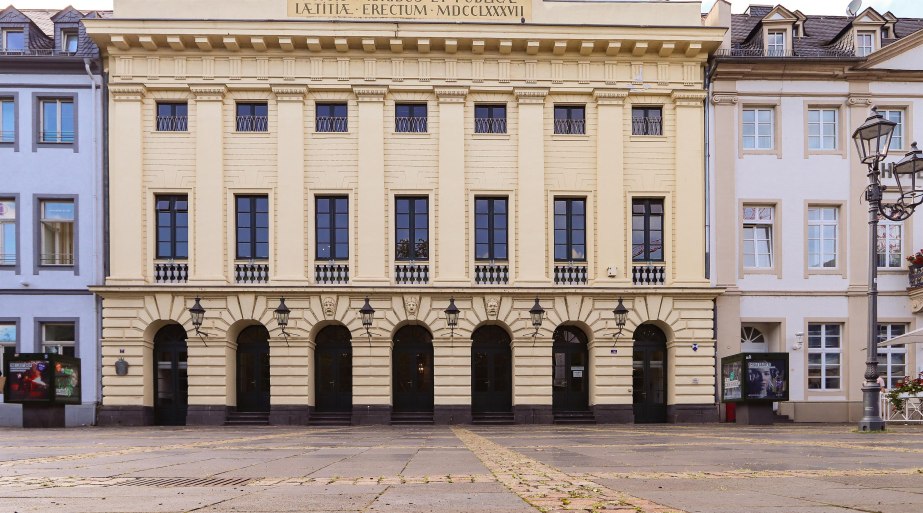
[86,0,725,426]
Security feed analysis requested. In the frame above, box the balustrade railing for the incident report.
[235,262,269,284]
[554,263,588,285]
[632,263,666,285]
[315,262,349,284]
[631,117,663,136]
[236,115,268,132]
[553,119,586,135]
[154,262,188,283]
[909,266,923,289]
[395,116,428,133]
[474,117,507,134]
[475,262,509,285]
[156,115,188,132]
[316,116,348,133]
[395,263,429,285]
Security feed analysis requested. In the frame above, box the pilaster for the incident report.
[272,87,308,283]
[107,86,146,284]
[352,335,392,406]
[671,91,709,286]
[353,86,390,285]
[269,337,311,424]
[593,89,630,284]
[515,88,549,285]
[191,86,227,283]
[512,337,552,407]
[434,88,469,285]
[710,90,739,290]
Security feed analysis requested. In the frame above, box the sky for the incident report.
[6,0,923,17]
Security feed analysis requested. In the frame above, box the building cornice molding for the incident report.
[271,85,308,100]
[109,85,146,101]
[352,85,388,101]
[190,85,227,101]
[434,87,469,103]
[672,90,707,106]
[514,87,549,104]
[593,88,629,105]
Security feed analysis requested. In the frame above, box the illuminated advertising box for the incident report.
[3,354,81,405]
[721,353,789,403]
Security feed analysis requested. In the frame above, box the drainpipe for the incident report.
[84,57,103,422]
[704,63,720,409]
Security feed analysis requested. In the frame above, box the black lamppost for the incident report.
[529,298,545,341]
[188,297,208,338]
[851,107,923,431]
[444,297,460,337]
[359,297,375,339]
[612,298,629,341]
[274,298,291,338]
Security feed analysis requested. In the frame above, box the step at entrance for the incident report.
[472,412,515,425]
[391,411,434,425]
[309,411,353,426]
[225,411,269,426]
[553,410,596,425]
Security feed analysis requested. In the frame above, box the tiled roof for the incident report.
[18,8,113,36]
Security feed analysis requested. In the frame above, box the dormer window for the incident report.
[62,31,78,54]
[1,29,24,52]
[857,31,875,57]
[767,31,786,56]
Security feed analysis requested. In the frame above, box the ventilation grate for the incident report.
[112,477,254,488]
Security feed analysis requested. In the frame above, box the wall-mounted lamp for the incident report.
[444,297,460,337]
[612,298,629,341]
[274,298,292,341]
[188,297,209,343]
[529,298,545,343]
[793,331,804,351]
[359,297,375,341]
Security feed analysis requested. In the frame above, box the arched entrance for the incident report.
[552,326,590,412]
[471,326,512,414]
[633,324,668,423]
[315,325,352,412]
[392,325,434,413]
[154,324,188,426]
[236,325,270,412]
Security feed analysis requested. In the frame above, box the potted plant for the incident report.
[885,374,923,412]
[906,249,923,267]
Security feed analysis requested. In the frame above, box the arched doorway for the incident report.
[237,325,270,412]
[633,324,667,423]
[392,325,434,413]
[552,326,590,412]
[315,325,352,413]
[471,326,512,414]
[154,324,188,426]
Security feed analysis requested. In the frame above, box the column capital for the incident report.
[190,86,227,101]
[514,88,548,105]
[593,88,629,105]
[435,87,468,103]
[672,91,708,106]
[109,85,146,102]
[353,85,388,102]
[847,95,873,107]
[710,93,739,106]
[272,86,308,101]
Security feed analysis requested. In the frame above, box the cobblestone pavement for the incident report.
[0,424,922,512]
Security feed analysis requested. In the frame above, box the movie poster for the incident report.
[746,358,789,401]
[5,358,52,402]
[722,360,743,401]
[54,359,81,404]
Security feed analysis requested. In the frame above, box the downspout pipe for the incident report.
[84,57,103,423]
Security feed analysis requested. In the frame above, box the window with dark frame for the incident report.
[235,195,269,260]
[395,103,428,133]
[39,200,75,266]
[632,199,664,262]
[632,107,663,136]
[155,195,188,260]
[0,199,15,266]
[1,29,24,52]
[395,197,429,261]
[553,105,586,135]
[316,103,348,133]
[41,322,76,357]
[40,99,75,143]
[0,98,14,143]
[0,322,16,373]
[156,103,188,132]
[315,196,349,261]
[474,104,507,134]
[474,197,508,261]
[236,102,268,132]
[62,31,78,54]
[553,198,586,262]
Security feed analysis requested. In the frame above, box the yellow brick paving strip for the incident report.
[578,468,923,481]
[452,427,686,513]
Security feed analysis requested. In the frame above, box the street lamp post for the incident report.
[852,107,923,432]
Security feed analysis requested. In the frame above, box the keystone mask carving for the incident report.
[404,295,419,318]
[486,296,500,318]
[322,296,336,318]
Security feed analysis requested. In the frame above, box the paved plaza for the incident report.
[0,424,922,513]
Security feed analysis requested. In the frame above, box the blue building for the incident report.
[0,6,105,427]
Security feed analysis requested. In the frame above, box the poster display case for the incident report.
[721,352,789,403]
[3,353,82,405]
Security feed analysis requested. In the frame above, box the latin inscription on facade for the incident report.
[288,0,531,21]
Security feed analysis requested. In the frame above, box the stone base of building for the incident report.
[592,404,634,423]
[97,405,154,426]
[352,405,392,425]
[187,405,230,426]
[269,405,310,425]
[434,405,472,425]
[65,404,97,427]
[778,401,862,423]
[513,405,554,424]
[667,404,719,423]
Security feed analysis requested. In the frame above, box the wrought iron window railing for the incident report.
[0,48,83,57]
[0,131,14,143]
[474,117,507,134]
[40,131,75,144]
[316,116,348,133]
[40,253,74,266]
[395,116,428,133]
[553,118,586,135]
[475,262,509,285]
[714,47,855,58]
[0,253,15,266]
[554,262,588,285]
[909,266,923,289]
[395,263,429,285]
[632,263,666,286]
[235,262,269,284]
[156,115,188,132]
[632,117,663,136]
[315,262,349,284]
[236,115,268,132]
[154,262,189,283]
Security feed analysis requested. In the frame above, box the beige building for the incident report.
[86,0,725,426]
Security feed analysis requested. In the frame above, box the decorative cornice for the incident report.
[434,87,468,103]
[352,85,388,101]
[847,95,873,107]
[593,88,629,105]
[672,91,708,106]
[514,88,548,104]
[190,86,227,101]
[109,85,146,102]
[711,93,739,105]
[271,86,307,101]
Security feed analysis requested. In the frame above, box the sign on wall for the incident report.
[721,352,789,403]
[288,0,532,21]
[3,354,81,405]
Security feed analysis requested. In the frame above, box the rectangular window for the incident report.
[474,104,507,134]
[395,103,427,133]
[40,99,75,143]
[62,31,78,54]
[395,197,429,260]
[631,107,662,136]
[877,324,907,389]
[156,103,188,132]
[808,206,838,268]
[632,199,664,262]
[877,220,902,269]
[1,199,16,266]
[880,109,904,150]
[41,322,75,357]
[807,323,841,390]
[553,105,586,135]
[236,102,268,132]
[155,195,188,260]
[1,29,24,52]
[0,322,16,373]
[0,98,14,143]
[743,108,774,150]
[474,197,508,261]
[767,30,786,56]
[315,103,348,133]
[857,31,875,57]
[554,198,586,262]
[39,200,75,266]
[235,195,269,260]
[808,108,838,150]
[743,206,774,268]
[315,196,349,261]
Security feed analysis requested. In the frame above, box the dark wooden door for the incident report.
[237,325,270,412]
[552,326,590,412]
[392,326,434,412]
[315,326,353,412]
[632,324,667,423]
[154,324,188,426]
[471,326,512,413]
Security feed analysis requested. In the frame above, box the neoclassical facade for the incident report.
[87,0,724,426]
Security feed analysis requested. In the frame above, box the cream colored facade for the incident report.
[87,0,724,425]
